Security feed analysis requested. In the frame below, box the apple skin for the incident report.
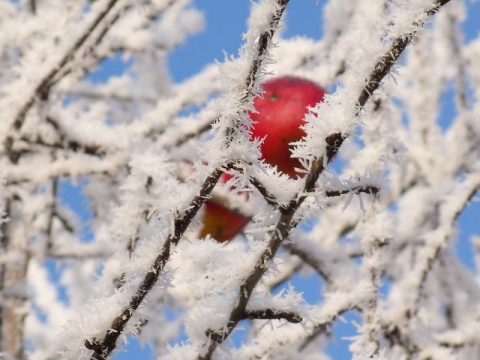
[249,76,326,178]
[199,173,250,243]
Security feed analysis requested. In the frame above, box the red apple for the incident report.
[249,76,326,178]
[199,76,326,242]
[199,172,250,242]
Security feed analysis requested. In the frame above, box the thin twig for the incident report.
[243,309,302,323]
[282,242,332,283]
[324,185,380,198]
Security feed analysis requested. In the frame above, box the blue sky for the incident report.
[71,1,480,359]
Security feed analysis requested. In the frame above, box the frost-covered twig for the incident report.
[357,0,452,109]
[243,309,302,323]
[299,292,359,352]
[19,133,104,157]
[27,115,105,156]
[58,89,158,104]
[248,175,280,209]
[263,259,303,293]
[447,12,468,110]
[362,241,382,355]
[411,171,480,315]
[379,171,480,357]
[44,179,72,251]
[324,185,380,198]
[3,154,126,184]
[163,121,214,150]
[282,242,333,283]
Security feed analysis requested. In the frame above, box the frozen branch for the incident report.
[357,0,452,109]
[243,309,302,323]
[411,170,480,315]
[324,185,380,198]
[282,242,333,283]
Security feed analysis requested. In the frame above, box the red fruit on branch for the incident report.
[199,172,250,243]
[200,76,326,242]
[249,76,326,178]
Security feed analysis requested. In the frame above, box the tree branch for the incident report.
[324,185,380,198]
[282,242,332,283]
[243,309,302,323]
[86,167,225,359]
